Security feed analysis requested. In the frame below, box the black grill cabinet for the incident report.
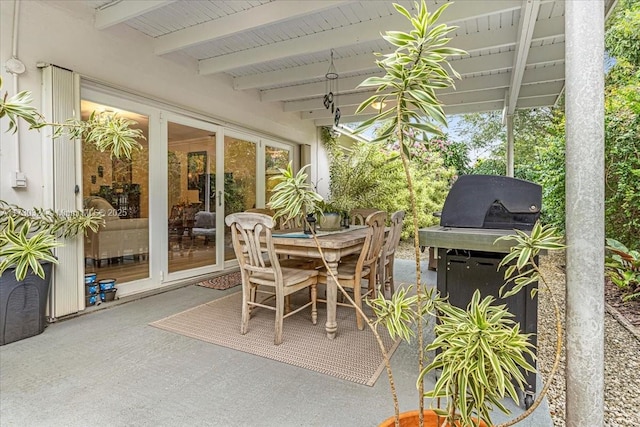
[420,175,542,409]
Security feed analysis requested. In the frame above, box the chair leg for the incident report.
[388,257,395,295]
[241,284,251,335]
[353,281,364,330]
[368,268,377,299]
[311,284,317,325]
[275,291,285,345]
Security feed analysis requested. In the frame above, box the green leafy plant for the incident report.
[267,162,323,222]
[0,76,145,282]
[368,221,566,427]
[1,77,143,159]
[494,221,566,426]
[0,218,61,281]
[422,291,536,426]
[605,238,640,301]
[353,1,466,424]
[0,201,103,240]
[326,140,453,239]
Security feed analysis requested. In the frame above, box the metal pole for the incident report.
[506,114,514,177]
[565,1,605,426]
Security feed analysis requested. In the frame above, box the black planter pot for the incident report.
[0,262,53,345]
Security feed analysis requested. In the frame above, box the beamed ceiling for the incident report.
[82,0,617,126]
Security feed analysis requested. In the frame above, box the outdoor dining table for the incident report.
[271,225,369,339]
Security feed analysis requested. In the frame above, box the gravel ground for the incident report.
[396,242,640,427]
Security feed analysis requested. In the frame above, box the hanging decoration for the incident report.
[323,49,340,126]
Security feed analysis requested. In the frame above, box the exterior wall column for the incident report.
[506,114,514,177]
[564,1,605,426]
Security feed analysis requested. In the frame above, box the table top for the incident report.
[271,226,369,249]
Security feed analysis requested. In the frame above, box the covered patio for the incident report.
[0,259,553,426]
[0,1,616,425]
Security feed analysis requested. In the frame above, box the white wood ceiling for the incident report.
[86,0,616,126]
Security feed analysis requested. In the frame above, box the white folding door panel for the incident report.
[42,65,82,318]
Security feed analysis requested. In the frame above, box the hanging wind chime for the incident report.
[323,49,340,126]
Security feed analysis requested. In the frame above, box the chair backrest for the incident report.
[246,208,299,230]
[350,208,380,225]
[225,212,283,285]
[246,208,276,216]
[383,210,405,261]
[357,211,388,272]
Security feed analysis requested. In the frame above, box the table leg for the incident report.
[325,260,339,339]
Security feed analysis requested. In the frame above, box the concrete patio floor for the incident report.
[0,260,552,427]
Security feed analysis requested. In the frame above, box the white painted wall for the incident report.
[0,0,317,208]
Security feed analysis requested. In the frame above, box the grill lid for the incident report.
[440,175,542,230]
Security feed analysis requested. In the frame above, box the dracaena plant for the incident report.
[1,77,144,159]
[0,218,61,281]
[353,0,466,424]
[267,162,323,222]
[0,76,145,281]
[351,1,569,425]
[421,290,536,427]
[368,220,566,427]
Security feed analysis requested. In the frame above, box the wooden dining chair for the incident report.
[378,210,405,297]
[318,211,387,330]
[246,208,301,230]
[349,208,380,226]
[225,212,318,345]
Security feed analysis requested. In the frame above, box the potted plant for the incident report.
[0,76,144,344]
[264,2,565,424]
[315,200,343,230]
[267,162,324,228]
[352,2,565,426]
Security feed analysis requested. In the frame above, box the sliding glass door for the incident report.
[80,86,297,298]
[264,141,293,205]
[223,132,258,263]
[81,100,150,285]
[165,116,222,280]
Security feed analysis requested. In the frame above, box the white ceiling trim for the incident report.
[506,0,541,115]
[300,71,563,121]
[233,15,563,92]
[94,0,176,30]
[265,60,564,104]
[198,0,522,75]
[282,44,565,112]
[154,1,347,56]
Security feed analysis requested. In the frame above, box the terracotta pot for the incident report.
[379,410,488,427]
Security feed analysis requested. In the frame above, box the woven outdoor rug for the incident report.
[149,291,400,386]
[195,271,242,290]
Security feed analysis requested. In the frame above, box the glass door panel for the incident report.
[265,144,291,205]
[82,100,150,284]
[167,122,217,274]
[223,134,257,261]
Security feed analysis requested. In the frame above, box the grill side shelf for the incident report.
[419,226,522,253]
